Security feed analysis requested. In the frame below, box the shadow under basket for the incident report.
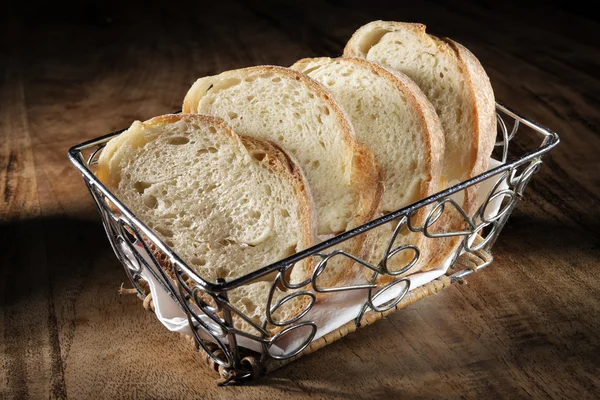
[68,103,559,385]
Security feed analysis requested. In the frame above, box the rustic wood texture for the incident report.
[1,0,599,398]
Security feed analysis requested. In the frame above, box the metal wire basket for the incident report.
[68,103,559,385]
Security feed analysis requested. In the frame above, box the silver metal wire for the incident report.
[68,102,559,383]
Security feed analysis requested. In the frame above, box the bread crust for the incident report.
[238,134,317,284]
[345,57,444,209]
[344,21,428,59]
[344,20,496,179]
[344,21,497,273]
[183,65,385,290]
[98,114,242,187]
[344,57,445,278]
[290,56,446,279]
[184,65,383,231]
[444,39,497,178]
[96,114,319,334]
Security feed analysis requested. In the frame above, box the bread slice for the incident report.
[183,66,384,289]
[345,22,497,270]
[96,114,316,333]
[290,57,444,277]
[344,21,496,182]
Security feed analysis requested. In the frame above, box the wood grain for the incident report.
[1,0,599,398]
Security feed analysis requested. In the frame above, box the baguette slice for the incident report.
[183,66,384,289]
[96,114,316,333]
[345,22,497,270]
[344,21,496,182]
[290,57,444,277]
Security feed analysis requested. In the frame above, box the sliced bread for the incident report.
[344,21,496,182]
[96,114,316,333]
[345,22,497,270]
[183,66,384,288]
[290,57,444,277]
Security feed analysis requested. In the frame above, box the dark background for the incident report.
[3,0,599,121]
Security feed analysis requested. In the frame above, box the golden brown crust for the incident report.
[147,113,244,143]
[444,39,497,178]
[291,56,445,281]
[97,114,244,186]
[347,58,445,280]
[238,134,317,284]
[347,140,385,283]
[342,57,445,210]
[183,65,383,228]
[292,56,444,210]
[183,65,384,290]
[343,21,427,59]
[343,21,496,274]
[343,21,496,179]
[96,113,318,335]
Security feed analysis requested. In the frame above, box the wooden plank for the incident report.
[0,26,61,398]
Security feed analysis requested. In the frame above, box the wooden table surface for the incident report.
[2,0,599,398]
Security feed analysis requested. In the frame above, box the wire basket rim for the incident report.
[67,101,560,293]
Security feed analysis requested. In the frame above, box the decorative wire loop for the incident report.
[496,114,510,163]
[380,245,420,276]
[265,269,314,328]
[218,300,271,339]
[171,275,234,369]
[379,215,420,276]
[267,289,315,327]
[87,144,106,166]
[465,222,498,253]
[478,171,514,224]
[190,287,228,338]
[182,291,233,368]
[278,262,312,290]
[514,159,543,196]
[481,190,516,223]
[311,251,377,293]
[115,235,142,274]
[407,206,441,232]
[367,277,411,313]
[423,197,476,238]
[263,322,318,360]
